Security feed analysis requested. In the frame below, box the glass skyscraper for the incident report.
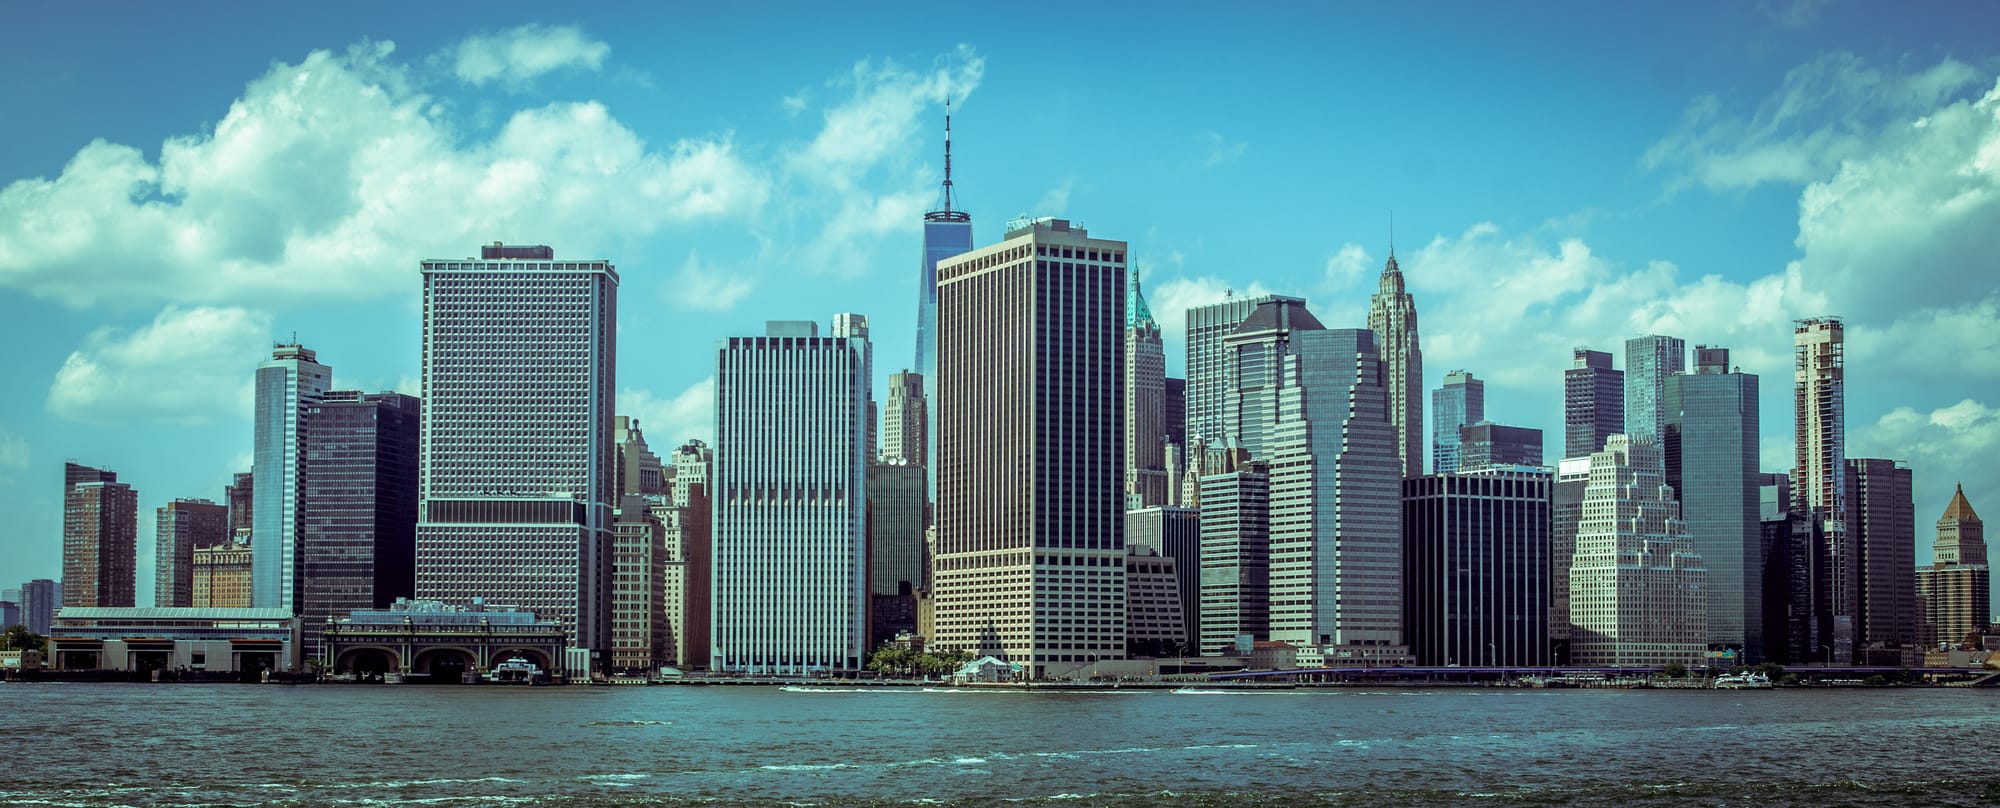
[1664,346,1760,661]
[1624,334,1686,444]
[916,105,973,501]
[251,343,330,612]
[1431,370,1484,474]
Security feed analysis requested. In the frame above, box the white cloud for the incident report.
[0,41,768,310]
[1853,399,2000,537]
[1323,243,1372,291]
[1033,179,1074,217]
[619,377,716,448]
[1761,0,1832,28]
[0,425,27,471]
[781,91,810,116]
[46,306,272,424]
[1200,130,1248,168]
[451,24,611,88]
[669,251,754,311]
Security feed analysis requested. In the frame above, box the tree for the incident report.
[3,625,46,653]
[1662,662,1688,679]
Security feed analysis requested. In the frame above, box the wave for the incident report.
[583,720,670,726]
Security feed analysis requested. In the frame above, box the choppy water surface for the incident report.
[10,683,2000,806]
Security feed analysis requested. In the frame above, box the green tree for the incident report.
[1662,662,1688,679]
[3,625,46,653]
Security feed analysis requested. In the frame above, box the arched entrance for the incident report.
[491,648,553,672]
[336,647,399,681]
[412,648,474,684]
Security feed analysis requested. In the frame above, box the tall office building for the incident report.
[1186,293,1307,445]
[1126,505,1201,653]
[1123,546,1186,657]
[1432,370,1484,474]
[1367,252,1423,479]
[712,318,870,673]
[867,462,927,646]
[252,343,331,612]
[882,371,927,467]
[300,391,420,661]
[916,104,974,502]
[934,218,1127,678]
[668,439,714,668]
[154,499,228,608]
[62,462,136,608]
[225,472,253,538]
[1458,423,1543,472]
[1164,377,1187,448]
[1624,334,1686,444]
[1663,346,1761,660]
[20,578,59,635]
[417,244,618,669]
[1199,459,1269,655]
[192,540,253,607]
[1918,485,1988,648]
[1759,473,1815,664]
[1847,458,1915,657]
[1564,349,1623,458]
[1792,317,1851,660]
[611,417,671,672]
[1548,456,1591,663]
[1567,435,1708,667]
[1216,298,1323,460]
[1126,272,1169,508]
[1402,470,1552,667]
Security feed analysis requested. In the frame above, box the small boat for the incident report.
[487,658,544,684]
[1713,672,1774,690]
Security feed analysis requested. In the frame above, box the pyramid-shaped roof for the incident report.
[1128,270,1158,330]
[1942,483,1980,522]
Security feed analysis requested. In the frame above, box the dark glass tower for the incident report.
[917,103,973,502]
[301,391,420,663]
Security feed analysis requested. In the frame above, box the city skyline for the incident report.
[3,4,1999,605]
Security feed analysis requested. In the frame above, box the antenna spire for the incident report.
[924,98,970,223]
[1389,210,1395,260]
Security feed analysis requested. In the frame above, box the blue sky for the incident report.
[3,1,1998,605]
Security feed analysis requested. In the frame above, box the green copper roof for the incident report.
[1128,269,1158,330]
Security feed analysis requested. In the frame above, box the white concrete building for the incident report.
[1567,435,1708,668]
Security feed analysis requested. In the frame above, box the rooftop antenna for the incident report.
[924,98,970,223]
[1389,210,1395,260]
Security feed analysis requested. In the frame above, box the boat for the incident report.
[487,658,544,684]
[1712,672,1774,690]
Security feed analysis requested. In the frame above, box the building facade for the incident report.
[20,579,59,635]
[1458,422,1543,472]
[711,318,870,673]
[1623,334,1686,444]
[1124,548,1186,657]
[882,371,927,467]
[226,471,254,538]
[916,107,974,501]
[867,462,927,647]
[1125,273,1169,508]
[1793,316,1853,661]
[192,541,254,608]
[1567,435,1708,668]
[1126,505,1201,653]
[1847,457,1915,656]
[1918,485,1988,648]
[63,463,137,608]
[252,343,331,612]
[1199,462,1270,656]
[416,244,618,670]
[1663,347,1761,660]
[155,499,228,608]
[1548,456,1590,663]
[1432,370,1484,474]
[1564,349,1623,459]
[1186,293,1306,445]
[1367,253,1423,479]
[933,218,1128,678]
[1402,470,1552,667]
[300,391,420,662]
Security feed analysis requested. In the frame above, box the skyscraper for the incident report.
[1458,422,1544,472]
[712,318,870,673]
[1185,292,1306,445]
[62,463,136,608]
[1368,252,1423,479]
[1432,370,1484,474]
[225,471,253,539]
[20,578,59,635]
[300,391,420,662]
[1199,458,1269,656]
[1402,469,1552,667]
[867,461,926,647]
[1624,334,1687,444]
[1125,271,1169,508]
[1918,485,1988,648]
[611,417,671,673]
[881,370,927,467]
[1164,377,1187,448]
[1563,349,1623,458]
[1126,505,1201,653]
[667,439,714,668]
[916,104,974,502]
[1792,316,1851,660]
[1217,298,1323,460]
[1549,456,1590,663]
[251,343,330,613]
[155,499,228,608]
[417,244,618,669]
[1567,435,1708,667]
[1847,458,1915,657]
[1663,346,1761,661]
[933,218,1127,678]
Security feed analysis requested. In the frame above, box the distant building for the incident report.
[668,440,713,669]
[1567,435,1707,668]
[1623,334,1686,444]
[252,343,331,613]
[154,499,229,608]
[1458,422,1543,472]
[324,599,566,681]
[1367,251,1424,479]
[1432,370,1484,474]
[1124,547,1186,657]
[867,463,926,648]
[1793,317,1852,661]
[1403,470,1552,667]
[1664,346,1761,661]
[20,579,58,635]
[1186,293,1305,445]
[712,318,870,673]
[612,496,667,673]
[225,471,253,537]
[1199,460,1270,656]
[46,607,297,675]
[882,371,928,467]
[1564,349,1623,458]
[1164,377,1186,448]
[301,391,420,663]
[1848,458,1916,656]
[62,463,137,608]
[1918,485,1989,648]
[1125,273,1169,508]
[1548,457,1590,663]
[192,541,254,608]
[1126,505,1201,652]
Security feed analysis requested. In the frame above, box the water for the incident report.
[8,683,2000,806]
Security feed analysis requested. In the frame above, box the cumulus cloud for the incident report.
[1200,131,1248,168]
[1323,243,1372,290]
[619,377,716,448]
[451,24,611,88]
[0,41,768,310]
[0,425,27,471]
[47,306,272,424]
[1033,179,1074,217]
[1853,399,2000,535]
[669,251,754,311]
